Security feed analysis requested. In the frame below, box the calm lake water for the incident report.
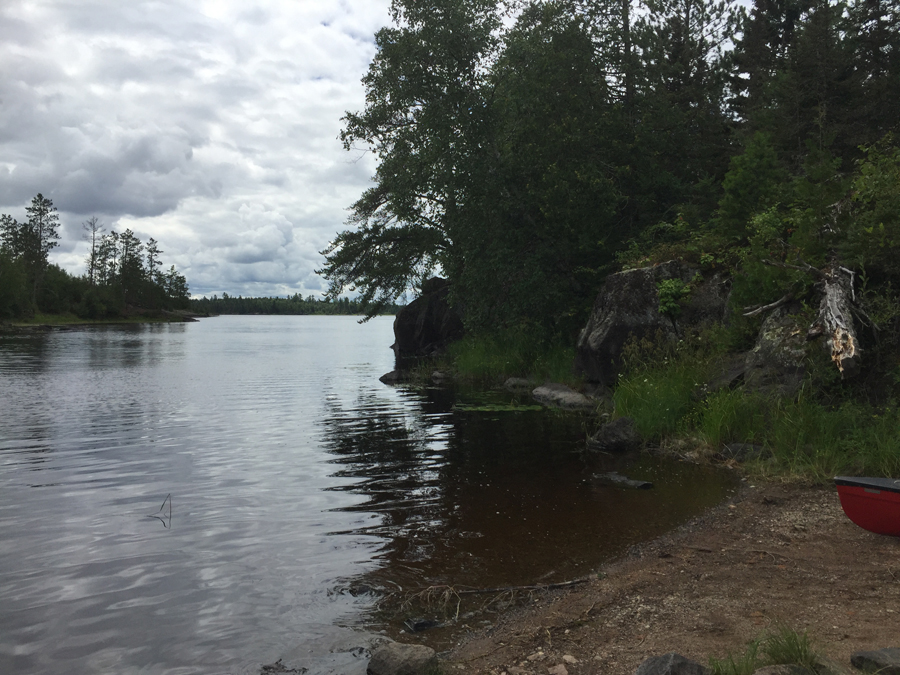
[0,316,735,674]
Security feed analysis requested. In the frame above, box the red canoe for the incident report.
[835,476,900,537]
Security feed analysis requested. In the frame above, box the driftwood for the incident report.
[744,262,862,379]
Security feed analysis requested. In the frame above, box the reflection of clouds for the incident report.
[0,0,391,298]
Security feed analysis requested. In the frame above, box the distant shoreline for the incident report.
[1,310,203,332]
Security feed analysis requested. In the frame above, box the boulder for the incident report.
[635,653,709,675]
[575,261,696,386]
[379,370,407,384]
[367,642,437,675]
[392,278,464,361]
[850,648,900,675]
[680,272,731,327]
[532,383,595,410]
[743,306,807,397]
[586,417,641,453]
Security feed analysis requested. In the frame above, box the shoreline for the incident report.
[441,479,900,674]
[1,310,203,332]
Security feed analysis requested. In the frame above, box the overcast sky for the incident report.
[0,0,392,298]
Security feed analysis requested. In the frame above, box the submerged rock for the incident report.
[593,472,653,490]
[367,641,437,675]
[532,383,594,410]
[586,417,640,453]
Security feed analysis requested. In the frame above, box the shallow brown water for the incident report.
[0,316,735,674]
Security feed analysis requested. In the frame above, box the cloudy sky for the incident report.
[0,0,392,298]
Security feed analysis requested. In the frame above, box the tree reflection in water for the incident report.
[319,386,735,606]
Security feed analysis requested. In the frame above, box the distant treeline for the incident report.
[1,194,189,320]
[190,293,401,316]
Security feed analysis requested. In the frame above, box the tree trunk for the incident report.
[809,267,860,378]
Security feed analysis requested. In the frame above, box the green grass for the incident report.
[447,330,580,386]
[761,625,818,671]
[709,639,761,675]
[709,626,819,675]
[611,328,900,482]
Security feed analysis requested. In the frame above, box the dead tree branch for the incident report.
[743,293,794,317]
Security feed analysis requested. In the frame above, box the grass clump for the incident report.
[611,326,900,481]
[448,329,578,386]
[761,625,818,671]
[709,638,761,675]
[709,626,819,675]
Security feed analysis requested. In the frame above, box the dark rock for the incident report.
[812,656,854,675]
[586,417,641,453]
[706,353,750,393]
[367,641,437,675]
[720,443,767,462]
[680,272,731,327]
[392,278,464,361]
[743,306,807,397]
[379,370,406,384]
[593,472,653,490]
[635,652,709,675]
[850,648,900,674]
[575,261,695,386]
[260,659,306,674]
[532,383,595,410]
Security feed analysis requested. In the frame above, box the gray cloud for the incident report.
[0,0,388,298]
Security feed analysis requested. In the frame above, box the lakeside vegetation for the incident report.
[1,195,190,322]
[189,293,402,316]
[322,0,900,482]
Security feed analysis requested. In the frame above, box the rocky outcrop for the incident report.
[367,641,437,675]
[575,261,729,386]
[742,306,807,397]
[392,278,464,361]
[636,653,709,675]
[532,383,595,410]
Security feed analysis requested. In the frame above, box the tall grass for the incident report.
[448,330,578,385]
[709,626,819,675]
[612,328,900,481]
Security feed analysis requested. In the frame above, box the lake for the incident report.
[0,316,735,674]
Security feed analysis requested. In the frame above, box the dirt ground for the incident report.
[446,481,900,674]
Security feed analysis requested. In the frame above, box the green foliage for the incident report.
[0,250,30,319]
[761,625,818,671]
[843,138,900,280]
[656,278,690,318]
[612,329,728,438]
[447,328,578,385]
[188,294,398,316]
[1,195,189,320]
[709,626,818,675]
[716,132,787,240]
[709,639,761,675]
